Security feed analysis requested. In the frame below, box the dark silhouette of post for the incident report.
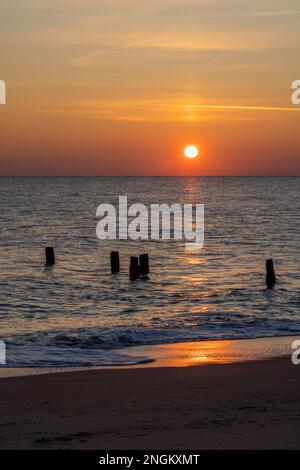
[110,251,120,274]
[266,259,276,288]
[139,253,149,275]
[45,247,55,266]
[130,256,140,281]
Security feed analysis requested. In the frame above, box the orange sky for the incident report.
[1,0,300,175]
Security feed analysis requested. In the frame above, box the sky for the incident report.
[0,0,300,175]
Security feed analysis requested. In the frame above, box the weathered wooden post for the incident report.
[110,251,120,274]
[45,247,55,266]
[139,253,149,275]
[266,259,276,288]
[129,256,140,281]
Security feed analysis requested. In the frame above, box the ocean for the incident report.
[0,176,299,367]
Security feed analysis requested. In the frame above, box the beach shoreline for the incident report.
[0,334,298,378]
[0,355,300,449]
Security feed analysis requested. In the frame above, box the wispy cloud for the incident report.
[249,10,300,17]
[56,99,300,122]
[71,43,146,66]
[187,104,300,112]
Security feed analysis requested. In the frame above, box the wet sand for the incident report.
[0,335,297,377]
[0,356,300,449]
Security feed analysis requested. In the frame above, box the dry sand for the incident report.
[0,356,300,449]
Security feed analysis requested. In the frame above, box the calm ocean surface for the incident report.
[0,177,299,366]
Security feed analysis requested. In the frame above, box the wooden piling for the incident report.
[266,259,276,288]
[45,247,55,266]
[110,251,120,274]
[129,256,140,281]
[139,253,149,275]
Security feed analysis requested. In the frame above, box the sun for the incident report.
[184,145,199,159]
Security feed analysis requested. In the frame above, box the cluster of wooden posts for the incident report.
[45,246,276,287]
[45,247,150,281]
[111,251,149,281]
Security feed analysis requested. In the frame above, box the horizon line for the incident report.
[0,175,299,178]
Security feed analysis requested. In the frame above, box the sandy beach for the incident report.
[1,0,300,457]
[1,355,300,450]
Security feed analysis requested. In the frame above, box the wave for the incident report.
[4,343,153,367]
[2,318,300,367]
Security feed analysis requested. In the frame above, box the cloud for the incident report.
[55,99,300,123]
[71,43,146,66]
[249,10,300,17]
